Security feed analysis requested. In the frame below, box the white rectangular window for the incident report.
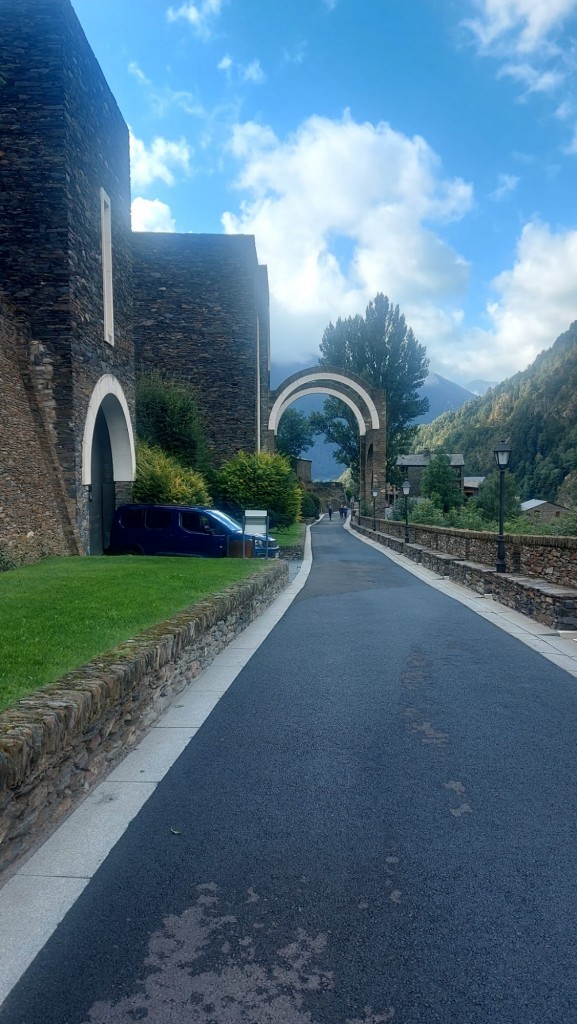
[100,188,114,345]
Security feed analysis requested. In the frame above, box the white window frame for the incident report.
[100,188,114,345]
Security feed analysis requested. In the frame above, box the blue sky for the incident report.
[72,0,577,386]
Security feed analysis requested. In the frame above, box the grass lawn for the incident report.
[276,522,305,547]
[0,556,266,712]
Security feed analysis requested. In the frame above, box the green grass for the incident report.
[276,522,305,547]
[0,556,265,711]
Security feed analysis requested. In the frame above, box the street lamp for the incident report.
[402,478,410,543]
[493,439,512,572]
[372,488,378,531]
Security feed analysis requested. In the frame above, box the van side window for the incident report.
[202,514,223,535]
[146,508,172,530]
[181,511,203,533]
[121,508,145,529]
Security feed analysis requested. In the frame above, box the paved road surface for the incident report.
[3,518,577,1023]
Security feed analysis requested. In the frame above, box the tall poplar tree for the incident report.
[314,293,429,483]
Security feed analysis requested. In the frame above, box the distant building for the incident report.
[293,459,312,485]
[464,476,485,500]
[396,452,464,498]
[520,499,570,523]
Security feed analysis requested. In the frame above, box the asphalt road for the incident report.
[3,518,577,1023]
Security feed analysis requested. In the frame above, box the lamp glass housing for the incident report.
[493,441,512,469]
[402,480,410,497]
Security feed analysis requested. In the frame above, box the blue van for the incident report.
[107,504,280,559]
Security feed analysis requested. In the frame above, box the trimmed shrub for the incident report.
[215,451,301,526]
[132,441,211,506]
[300,492,320,519]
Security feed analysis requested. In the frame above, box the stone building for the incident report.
[396,452,465,498]
[0,0,270,562]
[520,499,570,523]
[132,233,270,465]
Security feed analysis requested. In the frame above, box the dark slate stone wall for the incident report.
[0,301,79,565]
[132,233,269,464]
[0,0,135,552]
[59,0,134,547]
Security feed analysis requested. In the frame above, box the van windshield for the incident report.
[208,510,243,533]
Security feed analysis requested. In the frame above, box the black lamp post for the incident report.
[493,439,512,572]
[402,478,410,543]
[372,488,378,531]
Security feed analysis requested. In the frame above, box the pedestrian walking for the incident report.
[327,504,333,520]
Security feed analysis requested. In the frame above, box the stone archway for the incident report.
[82,375,136,554]
[265,366,386,505]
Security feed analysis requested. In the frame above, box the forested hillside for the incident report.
[415,321,577,505]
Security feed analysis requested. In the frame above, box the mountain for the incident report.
[466,379,498,396]
[417,372,475,422]
[415,321,577,505]
[270,363,476,480]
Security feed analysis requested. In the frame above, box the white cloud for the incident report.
[463,1,577,150]
[217,55,266,85]
[498,62,565,94]
[130,130,192,189]
[219,112,577,380]
[128,61,152,86]
[282,42,307,66]
[438,221,577,380]
[464,0,577,54]
[490,172,520,199]
[565,121,577,152]
[243,59,266,84]
[222,113,473,365]
[131,198,176,232]
[166,0,223,39]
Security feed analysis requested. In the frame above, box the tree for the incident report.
[215,451,301,527]
[136,371,211,473]
[420,454,463,512]
[475,470,520,521]
[317,293,429,482]
[309,400,361,492]
[276,408,317,460]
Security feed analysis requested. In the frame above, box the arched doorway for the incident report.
[82,376,136,555]
[89,407,116,554]
[265,366,386,505]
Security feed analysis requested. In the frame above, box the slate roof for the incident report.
[396,453,464,467]
[521,499,547,511]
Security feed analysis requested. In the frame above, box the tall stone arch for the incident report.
[265,366,386,504]
[82,375,136,553]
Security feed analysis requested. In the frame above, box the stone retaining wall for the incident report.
[354,522,577,630]
[363,517,577,588]
[0,561,288,877]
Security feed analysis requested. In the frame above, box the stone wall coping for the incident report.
[374,518,577,549]
[458,561,497,574]
[0,562,284,794]
[501,576,577,597]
